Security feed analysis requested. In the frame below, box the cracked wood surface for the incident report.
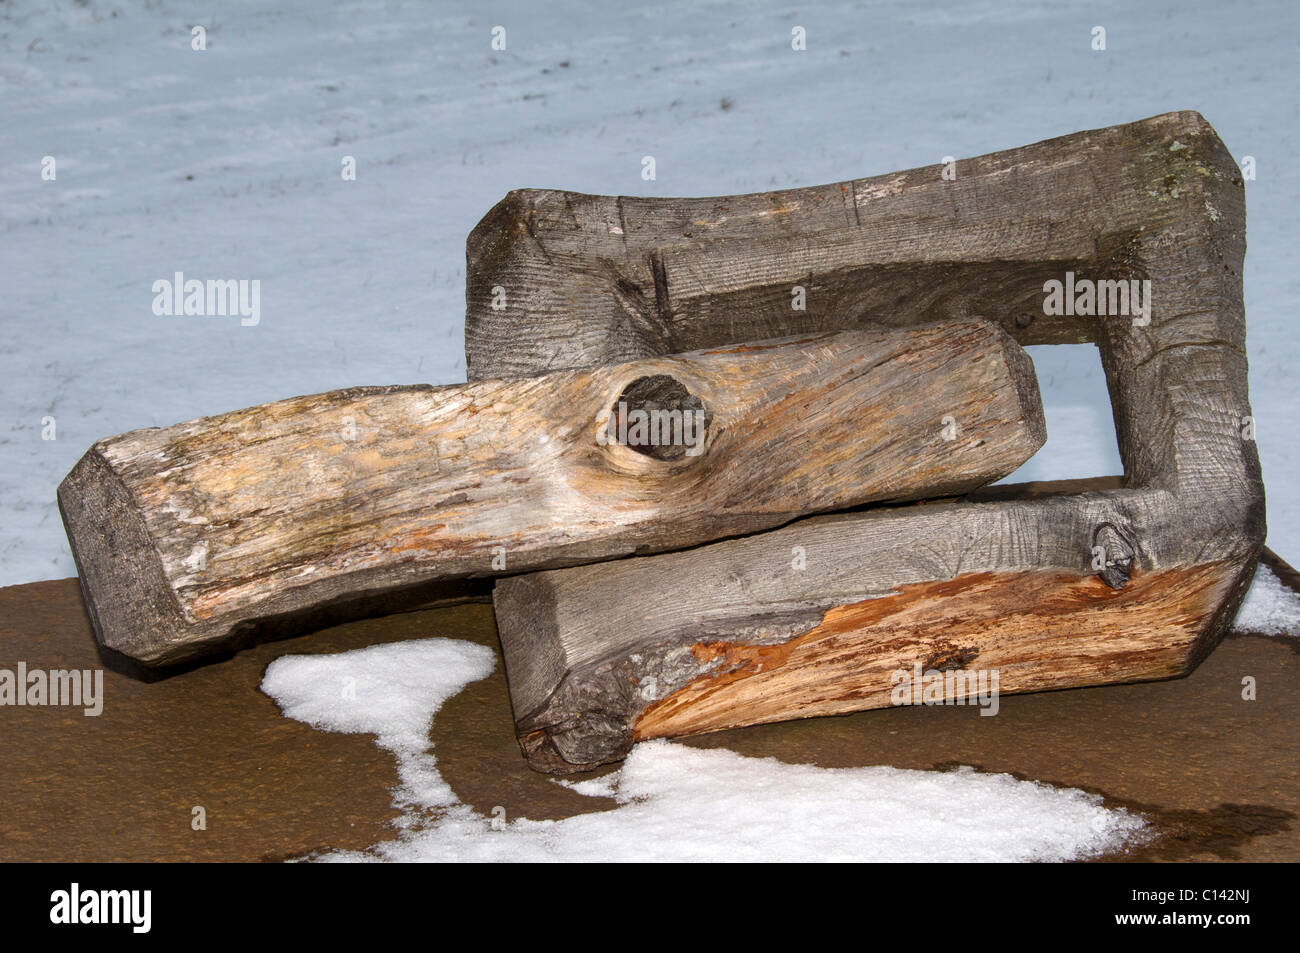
[630,562,1238,741]
[59,321,1042,667]
[482,111,1267,772]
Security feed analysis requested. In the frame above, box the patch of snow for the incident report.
[1232,563,1300,636]
[260,638,1150,862]
[261,638,496,811]
[995,343,1122,484]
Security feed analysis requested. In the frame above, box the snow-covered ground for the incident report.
[2,0,1298,586]
[262,638,1150,862]
[1231,563,1300,634]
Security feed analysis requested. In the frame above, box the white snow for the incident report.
[1233,564,1300,636]
[3,0,1300,587]
[260,638,1150,862]
[260,638,497,813]
[996,343,1123,484]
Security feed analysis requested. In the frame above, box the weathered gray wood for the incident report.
[59,321,1043,667]
[484,110,1266,772]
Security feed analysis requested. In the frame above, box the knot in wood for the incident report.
[1092,522,1136,590]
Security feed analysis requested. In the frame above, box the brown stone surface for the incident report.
[1,552,1297,861]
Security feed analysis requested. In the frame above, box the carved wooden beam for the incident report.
[59,322,1042,667]
[479,111,1266,772]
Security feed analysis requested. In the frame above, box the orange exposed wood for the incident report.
[633,561,1239,741]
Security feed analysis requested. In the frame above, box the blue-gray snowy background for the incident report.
[2,0,1297,585]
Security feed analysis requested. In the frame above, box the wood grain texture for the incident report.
[630,562,1238,741]
[59,321,1043,667]
[486,111,1266,772]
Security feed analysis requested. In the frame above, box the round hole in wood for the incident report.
[606,375,712,461]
